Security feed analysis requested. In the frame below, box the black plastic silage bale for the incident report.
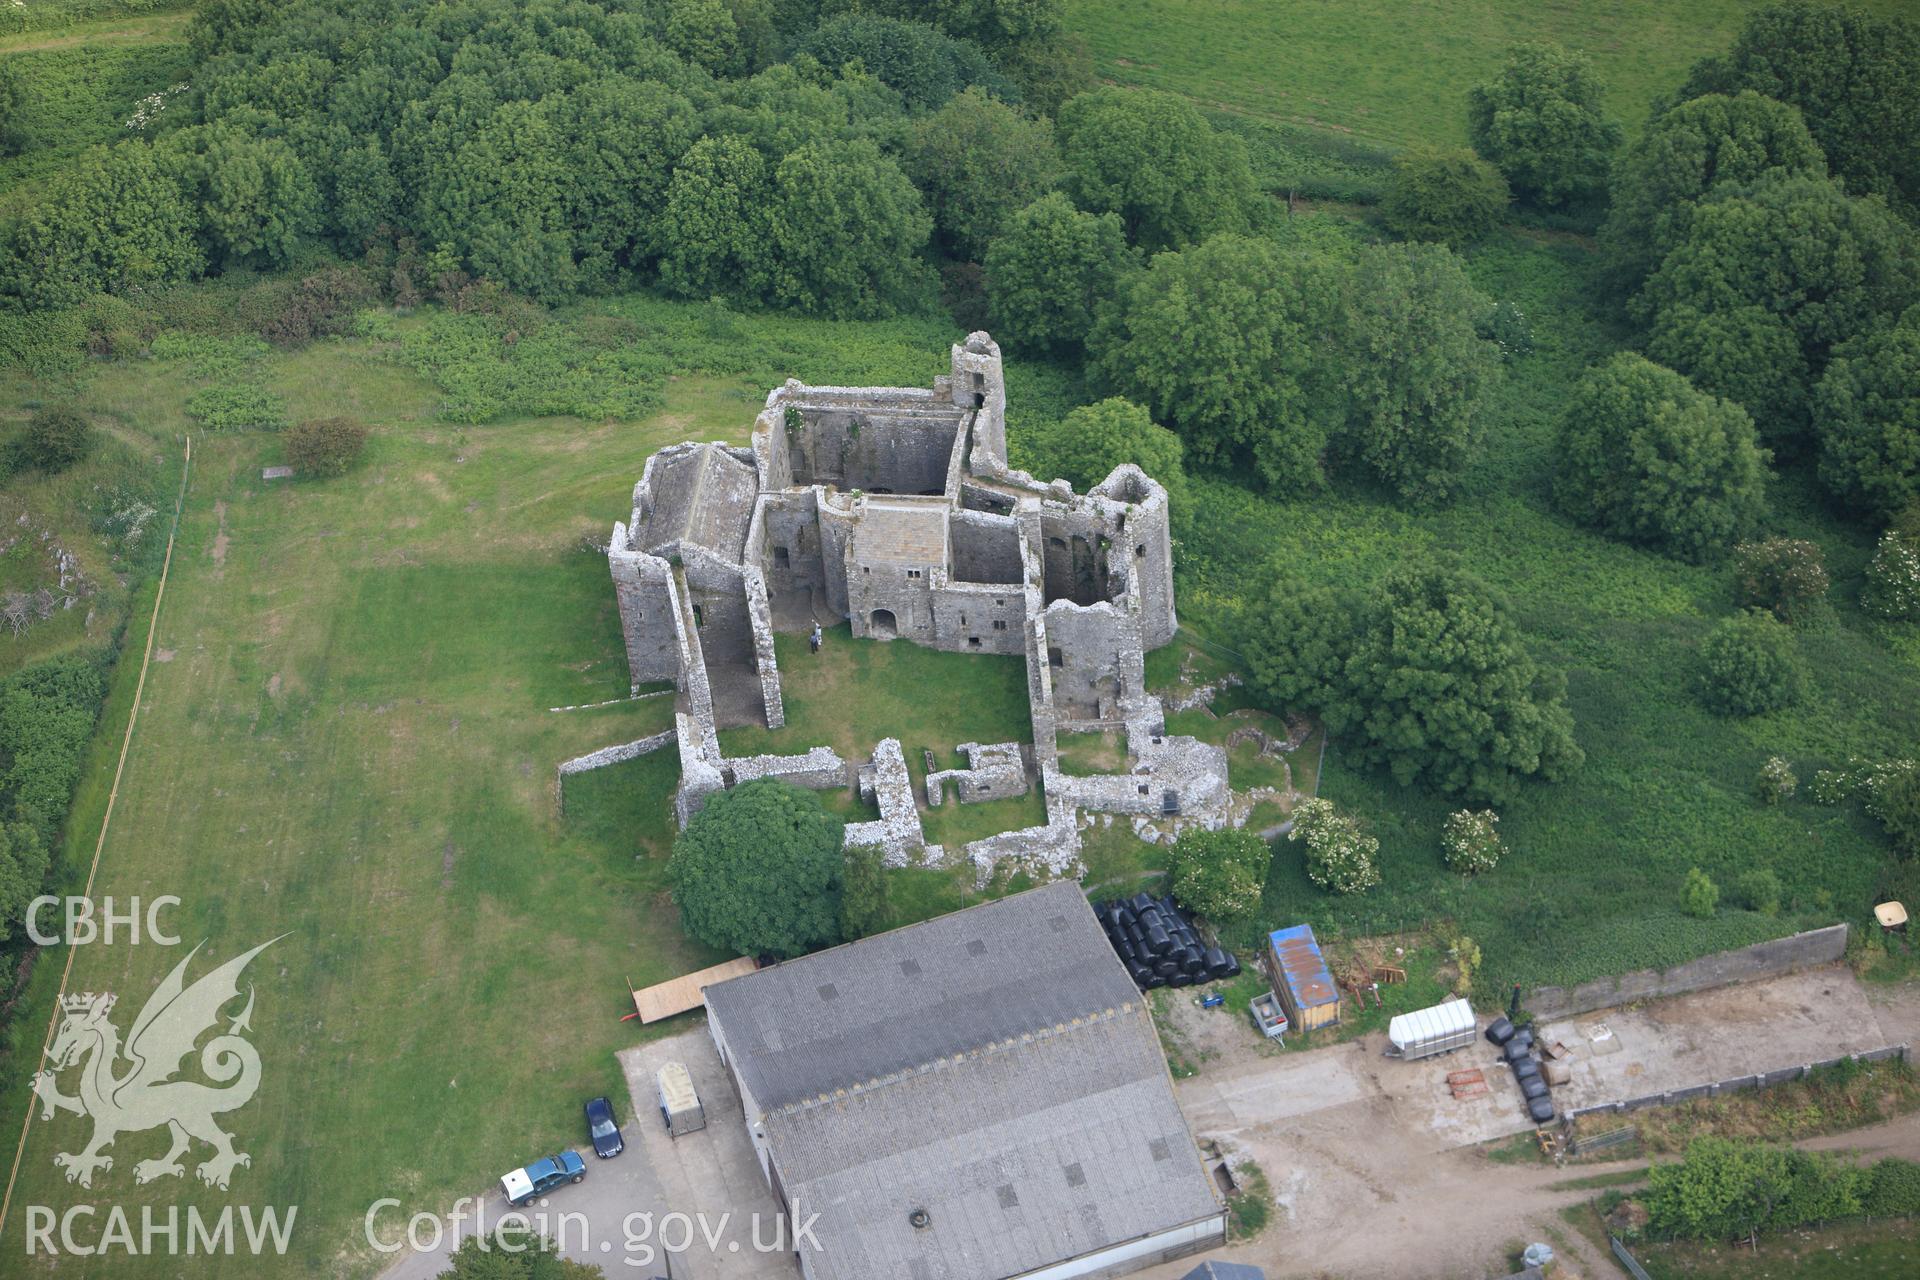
[1485,1016,1515,1046]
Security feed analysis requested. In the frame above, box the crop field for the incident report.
[1065,0,1918,150]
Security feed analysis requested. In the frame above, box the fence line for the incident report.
[1610,1235,1653,1280]
[1567,1043,1912,1123]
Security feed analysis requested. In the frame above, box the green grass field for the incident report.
[1065,0,1918,150]
[0,298,1035,1276]
[1178,227,1919,993]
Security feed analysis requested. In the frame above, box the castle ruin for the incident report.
[606,333,1227,876]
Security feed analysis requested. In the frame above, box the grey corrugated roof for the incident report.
[705,882,1222,1280]
[704,880,1141,1111]
[773,1011,1220,1280]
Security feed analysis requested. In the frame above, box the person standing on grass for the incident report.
[810,623,822,654]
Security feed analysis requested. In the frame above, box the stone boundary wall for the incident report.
[1527,924,1850,1021]
[556,730,676,777]
[1565,1043,1912,1124]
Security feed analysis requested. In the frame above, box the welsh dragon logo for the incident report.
[30,937,282,1190]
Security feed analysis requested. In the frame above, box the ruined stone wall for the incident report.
[951,333,1007,473]
[608,533,678,690]
[757,492,828,598]
[846,560,939,643]
[752,403,795,492]
[673,711,725,825]
[949,510,1024,584]
[1041,600,1144,720]
[742,564,784,729]
[926,582,1026,655]
[1039,509,1115,607]
[926,741,1028,805]
[682,549,755,668]
[787,405,963,496]
[816,497,858,620]
[844,739,929,864]
[725,745,845,790]
[1094,466,1177,650]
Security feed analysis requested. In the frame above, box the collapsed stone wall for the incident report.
[846,739,930,865]
[926,741,1028,806]
[726,745,846,790]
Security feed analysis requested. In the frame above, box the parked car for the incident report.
[584,1095,625,1158]
[500,1150,586,1206]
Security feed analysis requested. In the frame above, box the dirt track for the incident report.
[1130,968,1918,1279]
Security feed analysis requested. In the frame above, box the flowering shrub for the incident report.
[1861,759,1920,859]
[1808,768,1853,806]
[1755,756,1796,805]
[1168,827,1272,921]
[125,83,190,132]
[1288,797,1381,895]
[1862,530,1920,621]
[1441,808,1504,874]
[1732,538,1828,622]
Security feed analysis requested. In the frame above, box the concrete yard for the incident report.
[1150,963,1907,1279]
[614,1029,802,1280]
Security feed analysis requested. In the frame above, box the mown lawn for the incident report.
[1065,0,1917,151]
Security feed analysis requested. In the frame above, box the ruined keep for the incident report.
[606,333,1224,874]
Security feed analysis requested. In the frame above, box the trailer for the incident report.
[1385,996,1477,1060]
[656,1061,705,1137]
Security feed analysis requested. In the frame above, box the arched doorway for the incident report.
[869,608,897,640]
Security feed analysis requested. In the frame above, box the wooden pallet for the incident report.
[1447,1067,1488,1099]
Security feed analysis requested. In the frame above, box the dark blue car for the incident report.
[585,1095,625,1158]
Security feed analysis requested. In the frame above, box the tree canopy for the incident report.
[1466,41,1621,208]
[669,779,846,958]
[1242,562,1582,804]
[1055,87,1259,251]
[983,192,1132,354]
[1635,171,1920,446]
[1814,306,1920,521]
[1091,233,1344,494]
[1600,90,1827,297]
[1554,353,1770,561]
[1381,146,1510,249]
[1677,0,1920,216]
[907,86,1058,262]
[1029,397,1186,504]
[1335,241,1500,507]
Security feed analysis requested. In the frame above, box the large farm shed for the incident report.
[702,880,1227,1280]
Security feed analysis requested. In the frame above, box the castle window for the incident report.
[1136,544,1146,558]
[968,637,981,648]
[692,604,704,628]
[992,620,1007,632]
[774,546,790,570]
[907,569,922,580]
[1048,647,1063,667]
